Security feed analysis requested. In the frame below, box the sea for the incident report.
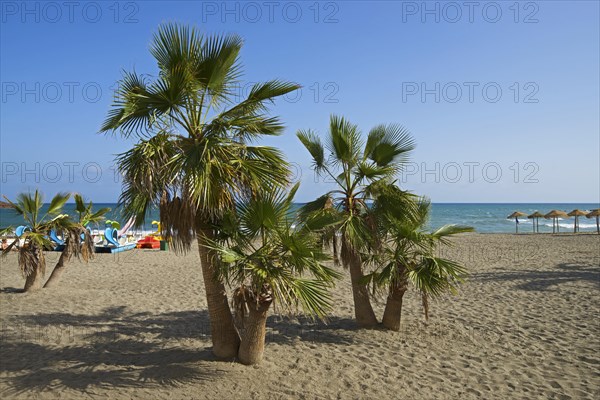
[1,203,598,234]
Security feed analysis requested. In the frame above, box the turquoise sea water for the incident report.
[1,203,598,234]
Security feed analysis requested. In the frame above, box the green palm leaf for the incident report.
[297,130,325,171]
[46,192,71,216]
[364,124,415,167]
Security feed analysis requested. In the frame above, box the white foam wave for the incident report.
[542,223,597,229]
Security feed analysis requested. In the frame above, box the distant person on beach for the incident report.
[1,238,8,250]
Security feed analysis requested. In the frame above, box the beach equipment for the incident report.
[95,222,137,253]
[105,220,121,229]
[15,225,31,248]
[117,217,135,237]
[544,210,569,234]
[136,220,163,249]
[527,211,544,233]
[507,211,527,233]
[48,229,66,251]
[567,209,587,233]
[586,209,600,234]
[15,225,30,237]
[137,236,161,249]
[151,220,163,240]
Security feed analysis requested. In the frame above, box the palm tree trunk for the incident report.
[382,285,407,331]
[196,225,240,359]
[238,301,271,365]
[332,233,339,266]
[22,247,44,293]
[23,266,43,292]
[43,250,68,288]
[341,237,378,328]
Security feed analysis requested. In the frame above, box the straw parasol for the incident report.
[527,211,544,233]
[567,209,588,233]
[586,209,600,234]
[544,210,569,234]
[507,211,527,233]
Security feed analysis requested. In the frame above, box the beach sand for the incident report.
[1,234,598,399]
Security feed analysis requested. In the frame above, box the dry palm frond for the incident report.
[159,192,197,254]
[60,230,78,264]
[18,245,45,278]
[72,227,95,262]
[232,285,253,328]
[339,236,353,270]
[80,230,95,262]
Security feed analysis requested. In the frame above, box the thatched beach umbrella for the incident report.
[586,209,600,234]
[507,211,527,233]
[527,211,544,233]
[567,209,587,233]
[544,210,569,234]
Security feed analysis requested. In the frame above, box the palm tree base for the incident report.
[237,302,270,365]
[23,267,44,292]
[381,291,405,331]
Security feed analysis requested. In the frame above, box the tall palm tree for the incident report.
[297,115,415,327]
[44,194,110,288]
[1,191,71,292]
[366,194,473,331]
[207,183,340,364]
[101,23,299,358]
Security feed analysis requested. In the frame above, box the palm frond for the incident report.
[327,114,362,166]
[100,71,156,136]
[431,225,475,244]
[408,256,468,298]
[195,32,243,98]
[364,124,415,168]
[208,184,338,322]
[297,129,326,171]
[150,23,205,75]
[46,192,71,216]
[297,194,332,220]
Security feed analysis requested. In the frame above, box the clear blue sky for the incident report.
[1,1,598,203]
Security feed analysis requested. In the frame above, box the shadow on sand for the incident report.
[265,315,357,345]
[1,306,358,395]
[0,287,23,294]
[471,263,600,291]
[0,308,222,396]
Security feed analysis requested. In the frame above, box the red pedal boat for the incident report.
[137,236,161,249]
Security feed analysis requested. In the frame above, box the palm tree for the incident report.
[1,191,71,292]
[297,194,340,266]
[101,23,299,358]
[44,194,110,288]
[206,184,340,364]
[366,194,473,331]
[297,115,415,327]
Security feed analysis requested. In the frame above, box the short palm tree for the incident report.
[1,191,71,292]
[101,23,299,358]
[43,194,110,288]
[297,194,341,266]
[366,194,473,331]
[297,115,415,327]
[207,184,340,364]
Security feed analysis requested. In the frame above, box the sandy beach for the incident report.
[0,234,598,399]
